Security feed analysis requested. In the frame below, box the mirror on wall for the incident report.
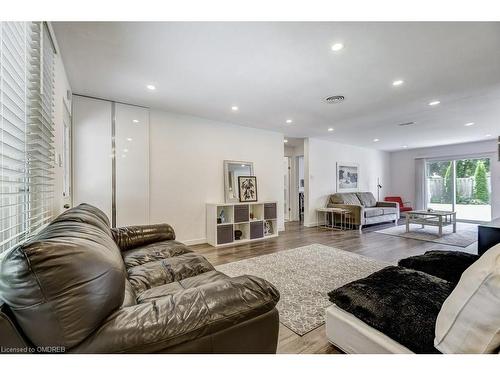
[224,160,254,203]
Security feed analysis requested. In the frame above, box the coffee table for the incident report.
[405,210,456,237]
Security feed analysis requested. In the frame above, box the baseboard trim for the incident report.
[304,221,319,228]
[182,238,207,246]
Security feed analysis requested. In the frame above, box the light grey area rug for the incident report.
[375,222,478,247]
[216,244,390,336]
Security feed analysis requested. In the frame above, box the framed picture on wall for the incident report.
[336,162,359,192]
[238,176,258,202]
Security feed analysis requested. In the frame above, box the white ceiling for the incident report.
[53,22,500,151]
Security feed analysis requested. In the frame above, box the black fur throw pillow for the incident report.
[398,250,479,285]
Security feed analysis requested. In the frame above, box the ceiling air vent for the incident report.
[398,121,416,127]
[325,95,345,104]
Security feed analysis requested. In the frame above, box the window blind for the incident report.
[0,22,55,253]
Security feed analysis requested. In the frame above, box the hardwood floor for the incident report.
[191,220,477,354]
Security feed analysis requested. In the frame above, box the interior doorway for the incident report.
[284,137,305,225]
[298,155,304,223]
[284,156,291,221]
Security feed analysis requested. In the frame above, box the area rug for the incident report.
[375,222,478,247]
[215,244,390,336]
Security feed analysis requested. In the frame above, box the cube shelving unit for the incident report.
[206,201,278,247]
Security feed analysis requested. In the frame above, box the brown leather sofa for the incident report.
[0,204,280,353]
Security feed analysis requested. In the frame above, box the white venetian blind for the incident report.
[0,21,55,253]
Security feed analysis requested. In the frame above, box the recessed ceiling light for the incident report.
[428,100,440,106]
[123,149,129,153]
[126,137,133,142]
[464,122,475,127]
[402,145,408,148]
[146,84,156,90]
[398,121,416,127]
[231,106,239,111]
[331,43,344,52]
[286,119,293,124]
[121,154,127,158]
[132,119,139,123]
[392,79,404,86]
[284,139,288,143]
[485,134,492,137]
[241,164,246,167]
[373,138,380,142]
[325,95,345,104]
[328,128,334,132]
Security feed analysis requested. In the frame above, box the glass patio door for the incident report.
[426,157,492,221]
[426,160,454,212]
[454,158,491,221]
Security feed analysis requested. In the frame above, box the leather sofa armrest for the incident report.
[111,223,176,251]
[0,301,30,351]
[326,203,363,225]
[71,275,280,353]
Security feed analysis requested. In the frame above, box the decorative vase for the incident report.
[234,229,242,240]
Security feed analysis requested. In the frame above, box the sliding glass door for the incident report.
[426,157,491,221]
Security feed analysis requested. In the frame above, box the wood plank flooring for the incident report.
[190,220,477,354]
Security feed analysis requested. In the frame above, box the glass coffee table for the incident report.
[405,210,457,237]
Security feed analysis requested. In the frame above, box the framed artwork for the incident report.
[238,176,258,202]
[336,162,359,192]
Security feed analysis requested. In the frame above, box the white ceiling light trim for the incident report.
[331,43,344,52]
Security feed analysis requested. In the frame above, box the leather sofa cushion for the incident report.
[137,271,228,303]
[128,253,215,294]
[357,192,377,208]
[0,204,126,350]
[71,275,280,353]
[122,240,193,269]
[328,266,454,354]
[330,193,361,206]
[364,208,384,218]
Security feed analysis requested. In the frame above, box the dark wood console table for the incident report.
[478,218,500,256]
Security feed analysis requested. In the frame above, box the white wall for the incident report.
[51,27,73,216]
[389,140,500,220]
[149,110,285,244]
[304,138,391,226]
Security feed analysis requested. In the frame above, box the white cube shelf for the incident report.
[206,201,278,247]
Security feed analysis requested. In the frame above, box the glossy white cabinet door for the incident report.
[72,96,113,219]
[115,103,150,226]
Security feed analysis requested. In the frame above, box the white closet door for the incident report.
[115,103,150,227]
[72,96,113,219]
